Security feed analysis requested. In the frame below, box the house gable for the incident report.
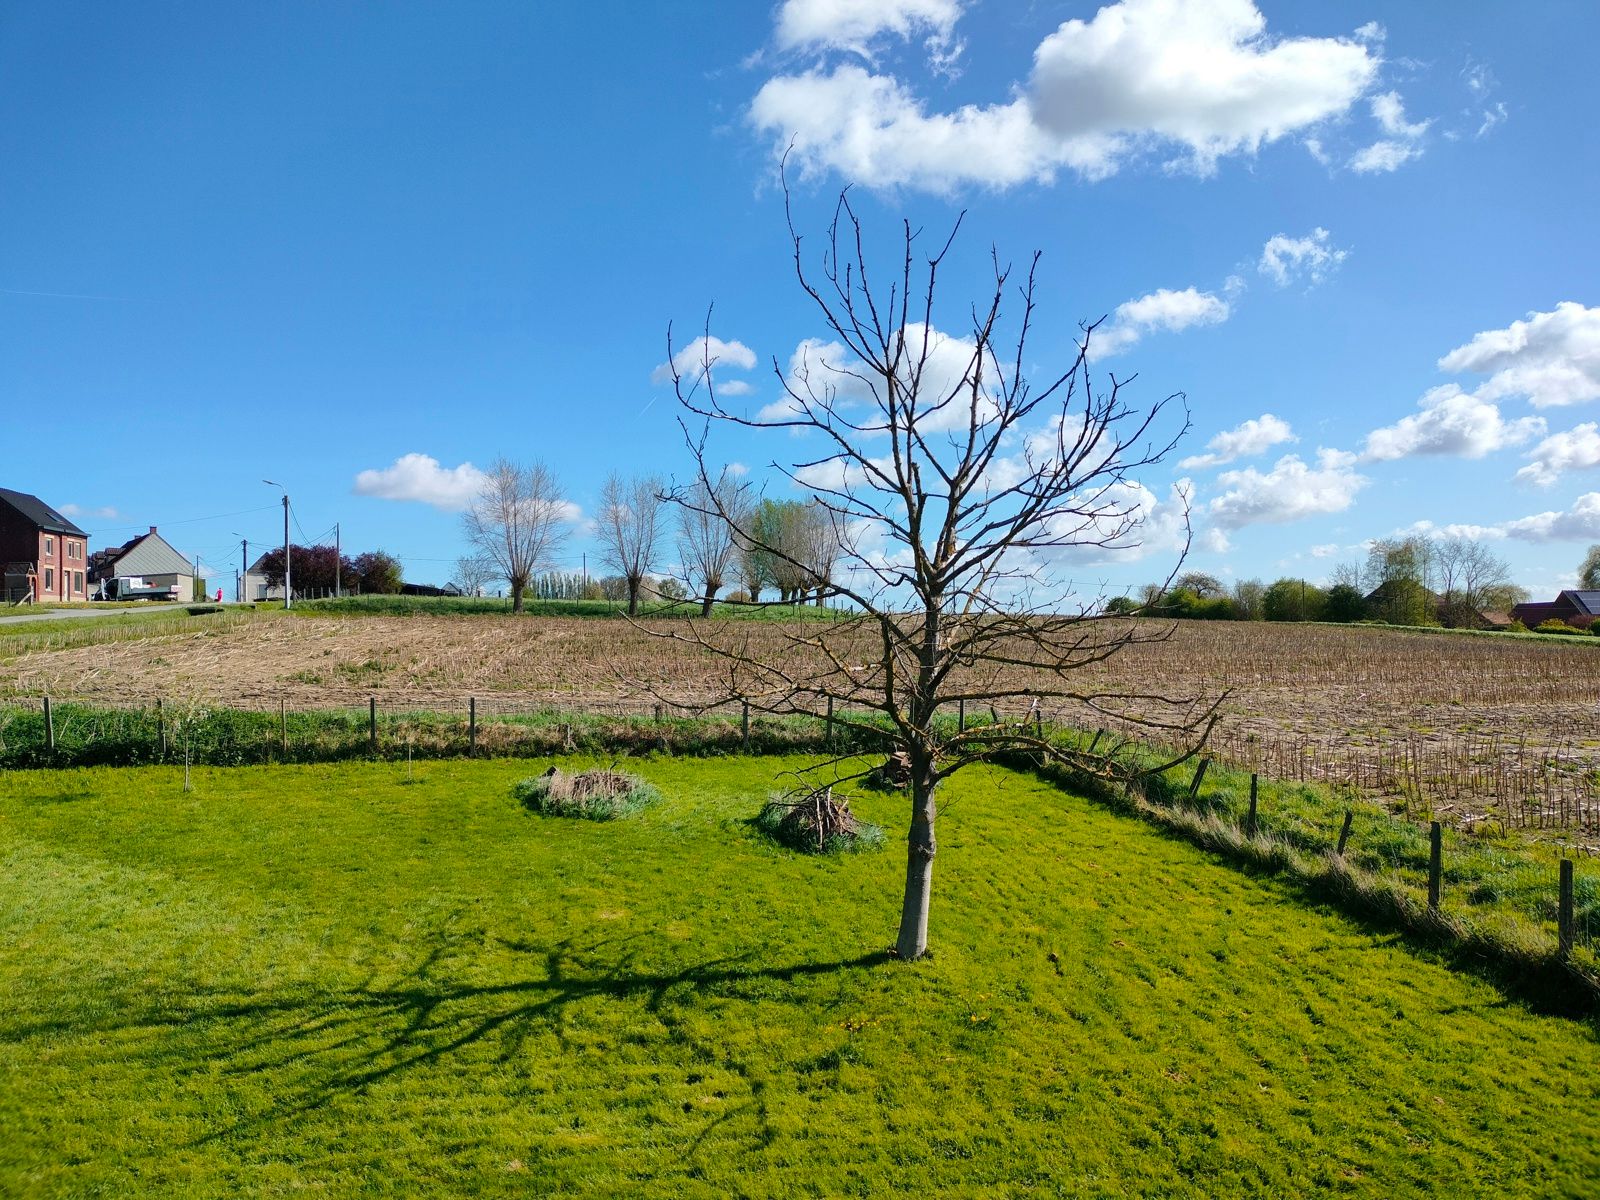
[103,529,192,578]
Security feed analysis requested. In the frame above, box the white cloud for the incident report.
[1309,543,1339,558]
[1179,413,1295,469]
[58,503,120,521]
[774,0,963,59]
[1348,140,1421,174]
[1258,228,1348,288]
[752,0,1380,190]
[1476,102,1507,138]
[1372,90,1429,139]
[717,379,755,397]
[762,323,1002,432]
[1208,449,1367,529]
[1437,302,1600,409]
[724,462,749,477]
[353,454,488,512]
[651,335,759,387]
[1361,384,1545,461]
[1092,286,1230,358]
[1516,423,1600,488]
[1348,90,1429,173]
[1499,493,1600,543]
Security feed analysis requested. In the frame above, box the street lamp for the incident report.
[263,480,290,610]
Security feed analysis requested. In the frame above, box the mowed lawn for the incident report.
[2,758,1598,1198]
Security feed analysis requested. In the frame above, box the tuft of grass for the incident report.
[754,791,887,854]
[513,767,661,820]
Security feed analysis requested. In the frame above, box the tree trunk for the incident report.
[894,757,938,960]
[627,574,641,617]
[700,585,716,617]
[511,581,524,614]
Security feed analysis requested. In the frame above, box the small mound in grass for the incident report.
[514,767,660,820]
[756,784,885,854]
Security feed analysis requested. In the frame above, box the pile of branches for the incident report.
[514,766,660,821]
[864,749,912,791]
[756,783,884,854]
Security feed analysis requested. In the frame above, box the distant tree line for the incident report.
[457,460,843,615]
[1114,535,1527,627]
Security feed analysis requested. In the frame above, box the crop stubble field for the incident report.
[3,610,1599,829]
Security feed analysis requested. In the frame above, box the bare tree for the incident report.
[462,459,568,614]
[597,473,666,617]
[1434,536,1513,626]
[452,554,499,598]
[662,181,1214,961]
[676,470,749,616]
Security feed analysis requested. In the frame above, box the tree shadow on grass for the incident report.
[9,931,890,1158]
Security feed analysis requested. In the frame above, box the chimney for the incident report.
[149,526,157,535]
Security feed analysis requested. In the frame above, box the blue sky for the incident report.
[4,1,1598,599]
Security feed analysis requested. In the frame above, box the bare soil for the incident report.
[5,612,1600,821]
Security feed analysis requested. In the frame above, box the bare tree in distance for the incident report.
[677,470,750,616]
[462,459,568,614]
[452,554,499,598]
[597,473,666,617]
[661,176,1216,961]
[1433,535,1513,627]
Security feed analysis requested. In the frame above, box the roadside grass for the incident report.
[292,594,848,620]
[3,757,1600,1197]
[0,606,255,652]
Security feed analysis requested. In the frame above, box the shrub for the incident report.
[1537,619,1586,636]
[514,767,660,820]
[755,785,885,854]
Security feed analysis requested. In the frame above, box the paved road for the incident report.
[0,602,196,628]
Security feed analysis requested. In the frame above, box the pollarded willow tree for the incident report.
[664,182,1218,961]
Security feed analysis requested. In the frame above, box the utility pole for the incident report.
[264,480,290,609]
[194,554,201,602]
[582,552,587,594]
[334,522,341,598]
[240,538,247,603]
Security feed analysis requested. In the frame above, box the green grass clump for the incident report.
[4,756,1600,1196]
[754,790,887,854]
[513,767,661,820]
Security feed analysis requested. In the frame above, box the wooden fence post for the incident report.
[468,697,477,757]
[43,695,54,754]
[654,703,663,724]
[1189,758,1210,799]
[1245,774,1258,837]
[741,701,750,751]
[1428,821,1443,913]
[1559,859,1575,960]
[958,698,966,733]
[826,696,835,750]
[279,698,287,757]
[1088,728,1104,753]
[369,698,377,753]
[156,697,166,758]
[1336,810,1354,858]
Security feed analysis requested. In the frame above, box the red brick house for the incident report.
[0,487,89,603]
[1511,590,1600,629]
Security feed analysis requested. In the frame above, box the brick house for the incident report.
[1510,590,1600,629]
[0,487,90,603]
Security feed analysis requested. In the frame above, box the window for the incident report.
[44,567,54,591]
[74,571,84,593]
[44,536,54,556]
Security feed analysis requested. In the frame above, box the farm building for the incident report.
[89,527,195,601]
[1511,590,1600,629]
[0,486,89,603]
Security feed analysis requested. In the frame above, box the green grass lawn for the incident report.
[3,757,1599,1198]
